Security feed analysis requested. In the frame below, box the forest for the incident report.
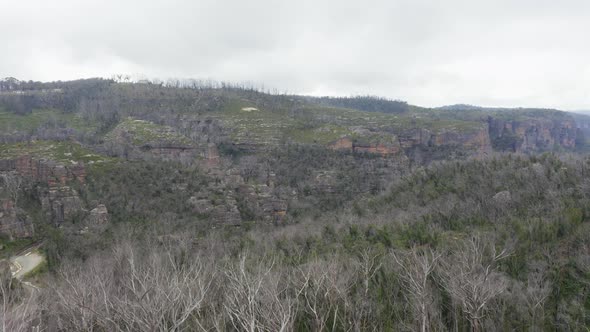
[0,78,589,331]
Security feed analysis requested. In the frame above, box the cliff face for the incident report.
[398,127,492,152]
[0,156,86,185]
[0,156,88,227]
[329,127,491,157]
[488,117,577,152]
[329,115,578,157]
[39,185,84,225]
[0,199,34,239]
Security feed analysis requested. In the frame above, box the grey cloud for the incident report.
[1,0,589,109]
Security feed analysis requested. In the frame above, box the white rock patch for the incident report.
[241,107,259,112]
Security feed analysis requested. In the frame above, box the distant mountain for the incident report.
[307,95,412,114]
[570,110,590,116]
[0,78,582,156]
[436,104,484,111]
[436,103,564,113]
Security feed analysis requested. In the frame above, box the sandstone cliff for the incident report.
[0,199,34,239]
[328,114,578,157]
[488,116,577,152]
[0,156,88,227]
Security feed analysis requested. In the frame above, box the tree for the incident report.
[439,236,511,332]
[295,257,356,331]
[350,248,382,331]
[392,246,441,332]
[523,262,551,331]
[223,254,296,332]
[50,242,214,331]
[0,261,38,332]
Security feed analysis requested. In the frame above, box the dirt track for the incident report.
[11,250,44,280]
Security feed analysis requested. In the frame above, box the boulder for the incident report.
[86,204,109,225]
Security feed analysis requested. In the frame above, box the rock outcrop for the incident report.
[0,156,88,227]
[187,192,242,225]
[236,184,288,222]
[329,115,578,157]
[488,117,577,152]
[39,185,84,225]
[85,204,109,226]
[0,156,86,184]
[0,199,34,239]
[330,128,490,157]
[330,137,402,156]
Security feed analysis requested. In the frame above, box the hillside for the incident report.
[0,78,582,153]
[0,78,589,330]
[0,78,585,236]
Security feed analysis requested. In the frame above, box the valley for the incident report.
[0,78,589,330]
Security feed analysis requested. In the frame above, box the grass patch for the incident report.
[0,140,116,165]
[105,117,194,146]
[208,99,485,148]
[286,124,353,145]
[211,100,295,145]
[0,108,97,133]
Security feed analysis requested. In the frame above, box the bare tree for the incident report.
[295,257,356,331]
[111,244,213,331]
[50,255,115,330]
[439,236,511,332]
[0,261,38,332]
[223,254,295,332]
[350,248,382,331]
[523,262,551,331]
[49,242,214,331]
[392,246,441,332]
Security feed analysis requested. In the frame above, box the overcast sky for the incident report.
[1,0,589,109]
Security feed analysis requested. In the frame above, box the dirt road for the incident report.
[11,250,44,280]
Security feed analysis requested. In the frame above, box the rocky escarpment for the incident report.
[329,125,492,156]
[397,127,492,152]
[104,117,223,166]
[488,116,577,152]
[38,185,84,225]
[187,166,290,224]
[0,156,88,227]
[329,137,402,155]
[0,199,34,239]
[236,184,288,222]
[0,156,86,185]
[329,115,579,156]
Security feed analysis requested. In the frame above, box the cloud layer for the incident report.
[2,0,589,109]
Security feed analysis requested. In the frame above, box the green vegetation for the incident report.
[211,100,295,145]
[105,117,194,146]
[491,131,522,151]
[84,160,209,224]
[0,140,114,165]
[490,108,573,122]
[285,124,353,145]
[1,79,589,331]
[0,237,35,259]
[31,153,590,331]
[212,100,483,148]
[0,108,97,133]
[296,105,484,134]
